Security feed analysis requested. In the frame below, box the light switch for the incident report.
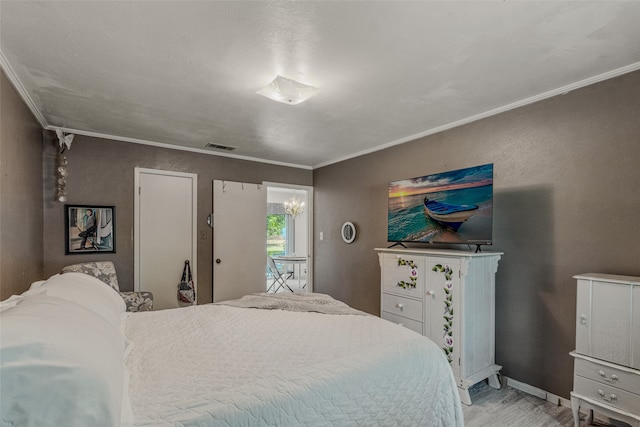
[320,231,324,240]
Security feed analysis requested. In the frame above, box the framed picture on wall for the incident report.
[64,205,116,254]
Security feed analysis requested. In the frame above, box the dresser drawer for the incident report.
[381,253,425,298]
[381,311,423,335]
[574,375,640,414]
[382,293,423,321]
[575,357,640,395]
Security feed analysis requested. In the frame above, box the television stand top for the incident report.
[375,247,503,258]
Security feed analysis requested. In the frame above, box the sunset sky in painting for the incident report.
[388,164,493,198]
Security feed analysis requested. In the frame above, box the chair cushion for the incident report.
[62,261,119,291]
[120,292,153,312]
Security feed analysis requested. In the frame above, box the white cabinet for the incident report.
[376,248,502,405]
[571,273,640,427]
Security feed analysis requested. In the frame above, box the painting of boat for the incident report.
[423,197,478,231]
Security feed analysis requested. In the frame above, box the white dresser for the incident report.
[571,273,640,427]
[375,247,502,405]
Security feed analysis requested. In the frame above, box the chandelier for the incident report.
[284,196,305,218]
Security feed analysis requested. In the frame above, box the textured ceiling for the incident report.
[2,1,640,169]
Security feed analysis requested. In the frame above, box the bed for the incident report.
[1,272,464,427]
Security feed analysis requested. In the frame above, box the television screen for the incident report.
[388,163,493,245]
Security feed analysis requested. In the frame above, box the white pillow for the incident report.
[38,272,126,327]
[0,294,126,427]
[0,294,23,312]
[0,280,51,312]
[29,276,53,290]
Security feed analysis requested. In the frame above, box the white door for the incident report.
[213,180,267,302]
[134,168,197,310]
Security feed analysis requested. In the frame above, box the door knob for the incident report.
[215,258,221,264]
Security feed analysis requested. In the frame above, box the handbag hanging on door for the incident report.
[177,260,196,304]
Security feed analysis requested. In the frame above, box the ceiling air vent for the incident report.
[205,143,236,152]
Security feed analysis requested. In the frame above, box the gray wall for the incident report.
[313,70,640,399]
[41,135,312,303]
[0,71,44,299]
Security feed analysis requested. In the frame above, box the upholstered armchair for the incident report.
[61,261,153,312]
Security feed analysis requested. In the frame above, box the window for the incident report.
[267,205,297,257]
[267,212,287,256]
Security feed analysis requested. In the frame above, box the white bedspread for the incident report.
[124,303,464,426]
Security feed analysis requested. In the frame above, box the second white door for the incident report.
[213,180,267,302]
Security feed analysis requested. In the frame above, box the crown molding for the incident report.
[313,61,640,169]
[47,126,313,170]
[0,50,49,128]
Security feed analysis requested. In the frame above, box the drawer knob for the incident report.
[580,314,588,325]
[426,290,435,296]
[396,303,404,311]
[598,370,619,382]
[597,390,617,402]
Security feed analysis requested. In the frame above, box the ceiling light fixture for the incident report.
[256,75,319,105]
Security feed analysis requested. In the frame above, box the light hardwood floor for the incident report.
[462,382,631,427]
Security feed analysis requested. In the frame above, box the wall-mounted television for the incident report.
[388,163,493,247]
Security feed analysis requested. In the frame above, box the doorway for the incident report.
[265,184,313,293]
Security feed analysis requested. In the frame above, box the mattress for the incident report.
[123,302,464,426]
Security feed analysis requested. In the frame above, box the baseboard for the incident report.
[501,376,624,423]
[504,377,547,399]
[502,376,571,408]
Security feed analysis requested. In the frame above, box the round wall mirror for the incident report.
[341,222,356,244]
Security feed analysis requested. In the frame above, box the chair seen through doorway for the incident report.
[267,256,294,293]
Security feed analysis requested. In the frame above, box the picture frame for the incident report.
[64,205,116,254]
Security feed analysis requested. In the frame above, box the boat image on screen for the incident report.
[423,198,478,231]
[388,164,493,245]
